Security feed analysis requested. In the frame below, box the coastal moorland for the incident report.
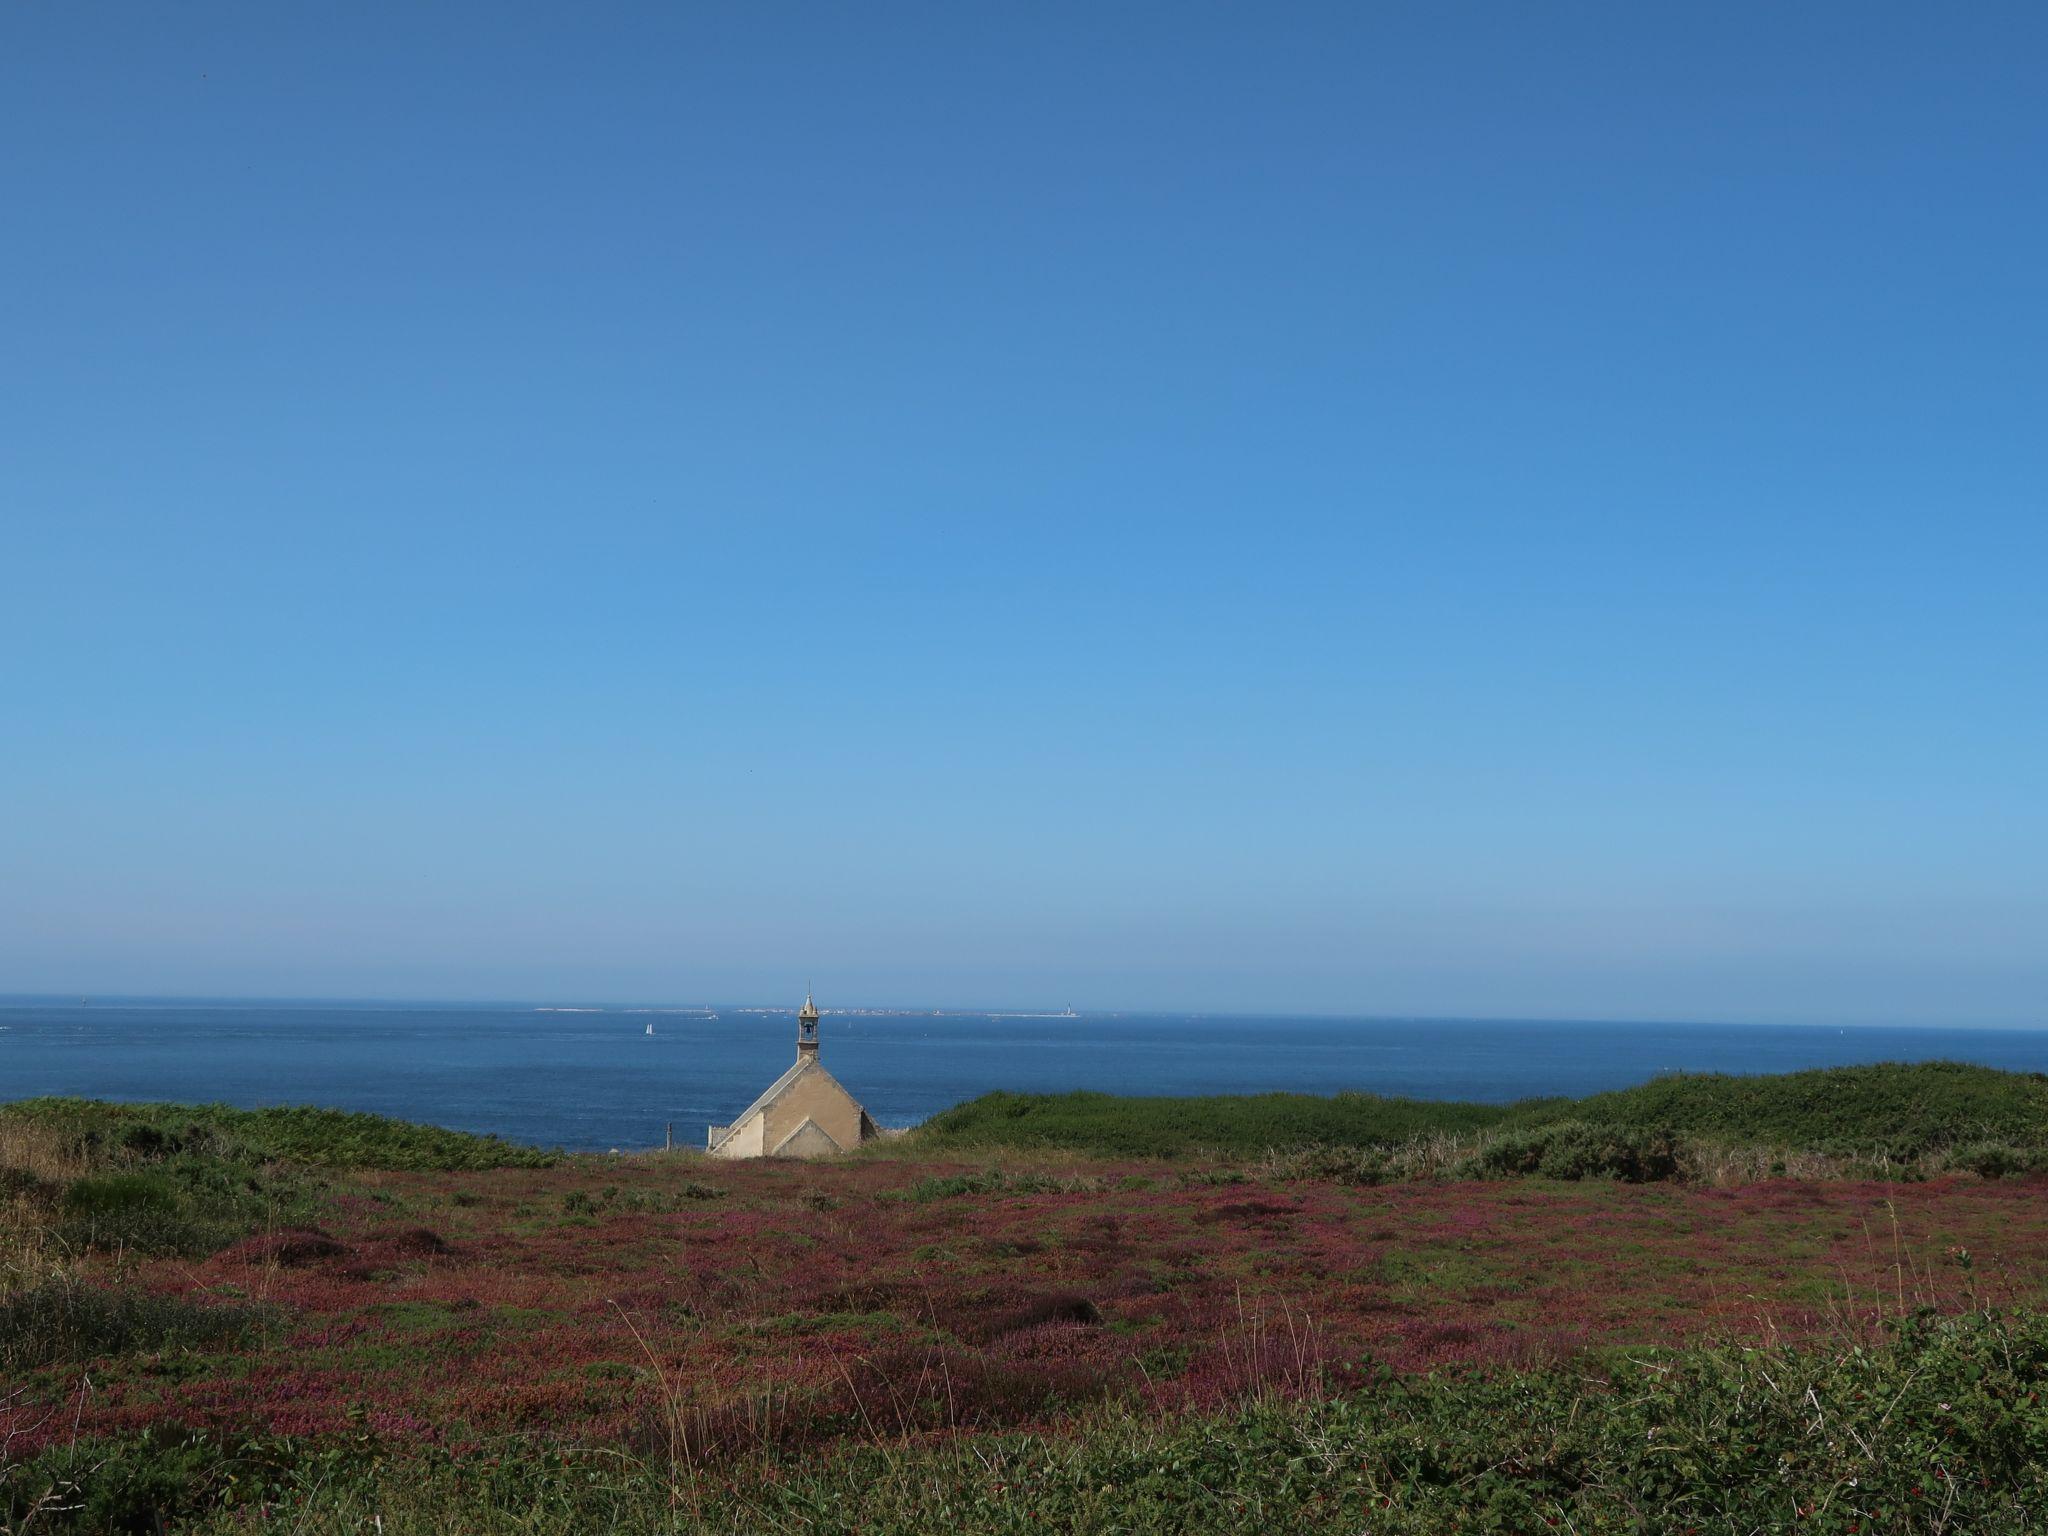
[4,1062,2047,1533]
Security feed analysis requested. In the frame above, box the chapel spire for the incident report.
[797,986,820,1057]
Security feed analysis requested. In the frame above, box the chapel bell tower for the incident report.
[797,988,820,1057]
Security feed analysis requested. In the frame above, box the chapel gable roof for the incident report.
[718,1054,863,1137]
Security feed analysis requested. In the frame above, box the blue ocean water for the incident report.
[2,998,2045,1153]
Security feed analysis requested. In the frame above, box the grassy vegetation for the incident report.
[1515,1060,2048,1158]
[915,1087,1525,1158]
[4,1098,559,1173]
[915,1061,2048,1168]
[0,1277,272,1369]
[0,1099,555,1274]
[7,1069,2048,1533]
[7,1310,2043,1533]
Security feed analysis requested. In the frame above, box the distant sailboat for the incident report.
[645,1023,655,1037]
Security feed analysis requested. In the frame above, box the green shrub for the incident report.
[916,1088,1518,1158]
[1458,1121,1684,1182]
[4,1098,557,1173]
[1950,1140,2041,1179]
[1255,1145,1393,1184]
[913,1063,2048,1168]
[0,1165,60,1207]
[0,1098,558,1259]
[0,1279,272,1369]
[56,1173,216,1255]
[1514,1061,2048,1160]
[560,1182,727,1218]
[900,1168,1097,1202]
[4,1429,362,1536]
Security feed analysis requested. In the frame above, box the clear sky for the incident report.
[4,5,2044,1022]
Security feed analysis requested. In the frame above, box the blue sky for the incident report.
[4,4,2044,1021]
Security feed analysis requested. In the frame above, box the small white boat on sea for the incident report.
[645,1023,655,1037]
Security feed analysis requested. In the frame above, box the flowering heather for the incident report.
[6,1150,2045,1464]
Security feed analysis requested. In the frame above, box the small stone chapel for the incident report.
[706,990,879,1159]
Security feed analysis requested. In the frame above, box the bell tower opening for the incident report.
[796,987,820,1057]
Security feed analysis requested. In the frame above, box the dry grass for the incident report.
[1684,1142,1872,1184]
[0,1120,89,1288]
[0,1120,88,1185]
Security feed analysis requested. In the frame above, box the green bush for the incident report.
[1458,1121,1684,1182]
[1254,1145,1393,1184]
[1950,1140,2041,1179]
[56,1172,216,1255]
[5,1429,358,1536]
[913,1063,2048,1166]
[901,1168,1092,1201]
[0,1165,60,1207]
[0,1097,560,1260]
[0,1279,272,1369]
[1514,1060,2048,1160]
[4,1098,558,1173]
[916,1088,1518,1158]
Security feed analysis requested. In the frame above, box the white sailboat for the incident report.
[645,1023,655,1037]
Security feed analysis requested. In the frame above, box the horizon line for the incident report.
[0,989,2039,1032]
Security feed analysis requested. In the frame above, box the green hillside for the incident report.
[913,1087,1528,1158]
[1508,1061,2048,1158]
[913,1061,2048,1161]
[3,1097,558,1172]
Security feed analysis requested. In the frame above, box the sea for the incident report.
[2,998,2045,1153]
